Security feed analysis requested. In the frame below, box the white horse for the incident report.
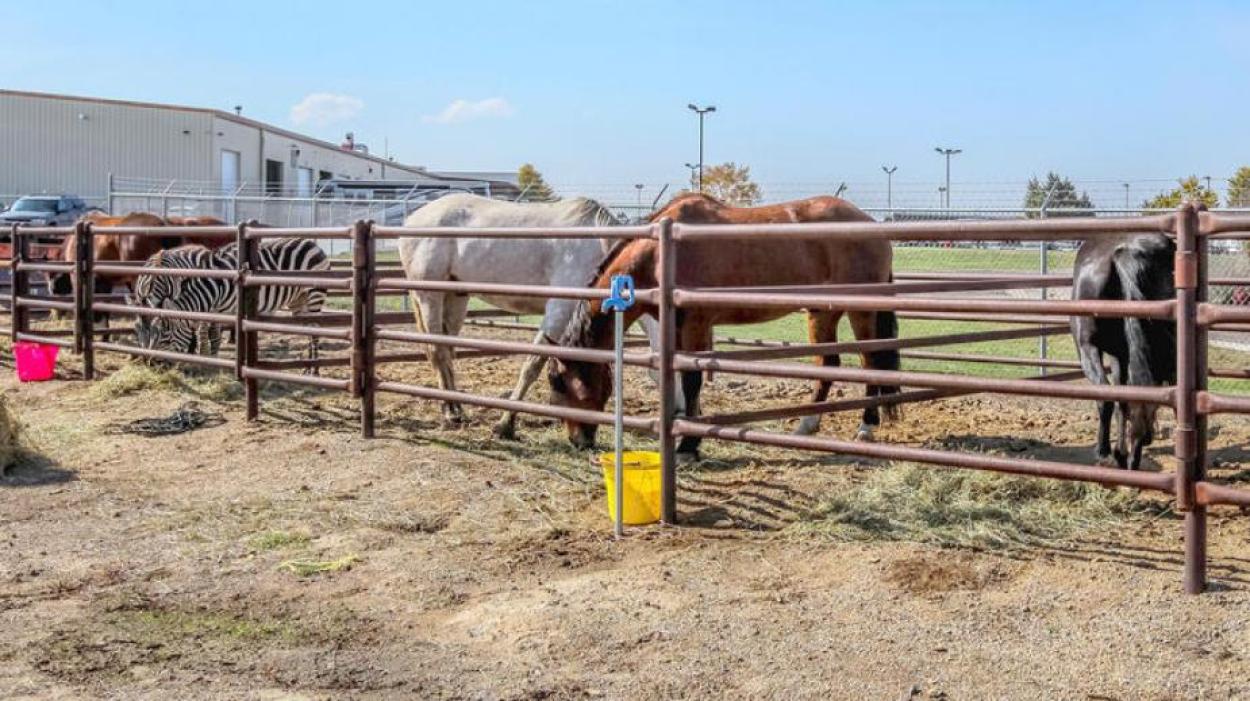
[397,193,675,438]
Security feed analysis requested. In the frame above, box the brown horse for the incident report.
[547,193,900,459]
[51,212,232,297]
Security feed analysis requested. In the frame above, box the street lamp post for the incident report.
[881,165,898,210]
[683,163,700,191]
[634,183,644,219]
[934,147,961,208]
[687,104,716,192]
[1124,183,1131,210]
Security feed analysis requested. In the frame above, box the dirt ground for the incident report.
[3,333,1250,700]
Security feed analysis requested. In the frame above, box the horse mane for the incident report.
[566,197,619,228]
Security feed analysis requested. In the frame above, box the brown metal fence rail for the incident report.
[6,203,1250,594]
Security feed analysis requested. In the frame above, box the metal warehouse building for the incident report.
[0,89,452,204]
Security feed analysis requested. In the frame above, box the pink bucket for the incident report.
[14,341,59,382]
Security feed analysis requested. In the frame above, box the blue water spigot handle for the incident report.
[604,274,635,312]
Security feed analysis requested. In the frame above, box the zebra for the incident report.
[128,238,331,369]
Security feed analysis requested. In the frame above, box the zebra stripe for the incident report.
[133,238,331,357]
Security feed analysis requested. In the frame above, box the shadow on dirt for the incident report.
[2,453,76,487]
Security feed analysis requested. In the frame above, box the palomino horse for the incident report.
[1071,233,1176,469]
[548,193,901,460]
[397,193,676,438]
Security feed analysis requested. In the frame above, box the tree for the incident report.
[517,163,555,201]
[698,162,762,206]
[1227,167,1250,207]
[1142,176,1218,209]
[1022,172,1093,218]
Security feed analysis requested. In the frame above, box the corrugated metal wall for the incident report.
[0,92,428,206]
[0,93,213,200]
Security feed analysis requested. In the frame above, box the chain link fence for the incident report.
[99,178,1250,378]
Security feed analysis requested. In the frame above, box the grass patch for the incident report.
[90,363,240,402]
[247,530,311,551]
[278,554,360,577]
[793,464,1161,549]
[121,609,303,643]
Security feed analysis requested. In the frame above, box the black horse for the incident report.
[1071,233,1176,470]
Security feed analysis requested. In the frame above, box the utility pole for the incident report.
[881,165,898,210]
[934,147,961,208]
[687,104,716,191]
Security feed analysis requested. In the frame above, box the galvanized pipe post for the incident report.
[350,220,376,438]
[239,221,261,420]
[656,218,678,524]
[1174,202,1206,594]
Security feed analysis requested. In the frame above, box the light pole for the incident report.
[683,163,700,191]
[881,165,898,210]
[634,183,644,218]
[934,147,961,208]
[1124,182,1131,209]
[687,104,716,191]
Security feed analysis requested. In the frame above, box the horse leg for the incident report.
[846,310,898,441]
[493,329,549,440]
[441,293,471,419]
[675,318,711,462]
[637,314,686,416]
[1111,356,1129,468]
[795,310,841,436]
[413,291,462,423]
[495,298,572,440]
[1075,317,1116,465]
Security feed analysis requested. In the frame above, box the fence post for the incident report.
[1038,208,1049,376]
[1174,202,1207,594]
[78,221,95,380]
[239,221,261,421]
[350,219,376,438]
[656,217,678,524]
[10,224,26,342]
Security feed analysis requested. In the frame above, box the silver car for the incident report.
[0,195,92,227]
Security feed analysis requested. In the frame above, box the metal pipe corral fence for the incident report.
[3,204,1249,595]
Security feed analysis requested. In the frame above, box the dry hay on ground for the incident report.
[0,393,21,470]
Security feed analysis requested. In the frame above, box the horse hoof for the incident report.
[794,416,821,436]
[676,451,700,466]
[1096,455,1120,468]
[492,421,518,441]
[854,430,875,443]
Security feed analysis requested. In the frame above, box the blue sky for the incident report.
[6,0,1250,201]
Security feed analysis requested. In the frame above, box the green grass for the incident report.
[120,609,303,643]
[247,530,311,551]
[892,245,1076,274]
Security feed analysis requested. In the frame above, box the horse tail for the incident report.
[1110,238,1172,390]
[869,290,902,420]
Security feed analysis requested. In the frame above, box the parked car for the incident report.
[0,194,91,227]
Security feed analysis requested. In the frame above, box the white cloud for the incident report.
[422,97,514,124]
[289,93,364,127]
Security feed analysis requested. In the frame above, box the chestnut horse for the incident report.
[51,212,232,297]
[548,193,900,460]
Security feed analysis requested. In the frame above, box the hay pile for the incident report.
[794,464,1165,550]
[0,394,23,471]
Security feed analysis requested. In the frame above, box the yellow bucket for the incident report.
[598,451,662,525]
